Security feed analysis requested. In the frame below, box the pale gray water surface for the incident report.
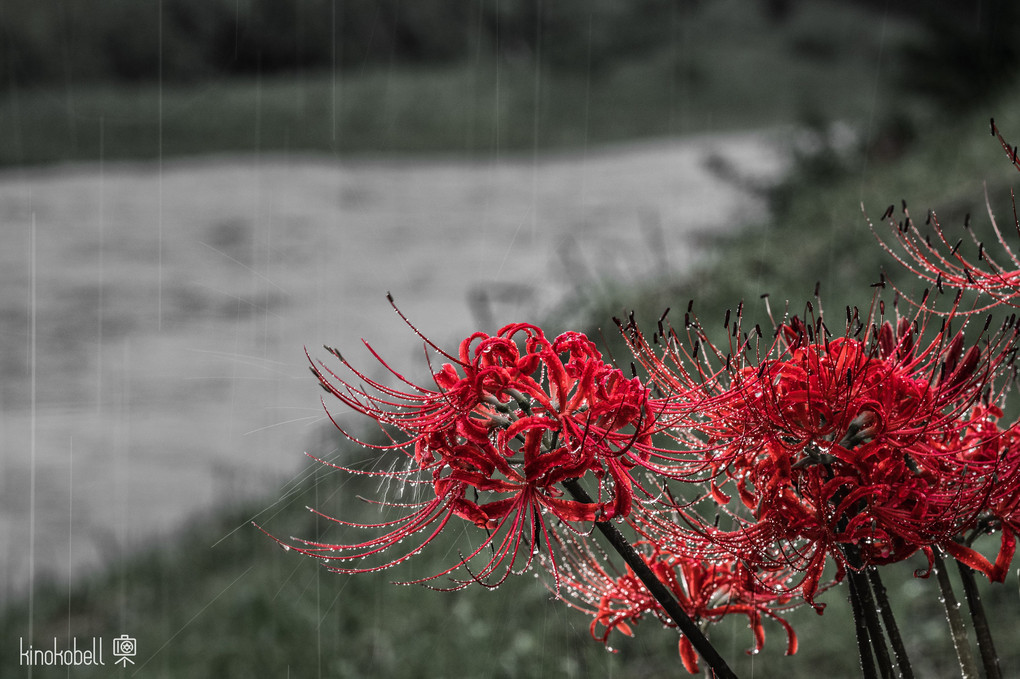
[0,131,786,601]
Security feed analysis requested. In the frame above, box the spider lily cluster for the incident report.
[267,123,1020,676]
[624,292,1019,602]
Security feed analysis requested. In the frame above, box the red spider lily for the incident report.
[267,304,665,588]
[548,535,798,674]
[632,501,843,612]
[939,404,1020,582]
[618,291,1020,602]
[872,120,1020,313]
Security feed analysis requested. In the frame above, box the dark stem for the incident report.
[956,560,1002,679]
[846,565,880,679]
[866,567,915,679]
[932,551,978,679]
[843,546,895,679]
[829,482,896,678]
[561,478,738,679]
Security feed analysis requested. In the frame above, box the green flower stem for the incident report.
[561,478,738,679]
[956,560,1001,679]
[866,567,914,679]
[932,551,978,679]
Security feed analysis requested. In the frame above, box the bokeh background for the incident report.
[2,1,1020,676]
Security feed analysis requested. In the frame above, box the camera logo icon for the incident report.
[112,634,136,666]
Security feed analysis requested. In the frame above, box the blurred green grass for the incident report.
[4,444,1016,677]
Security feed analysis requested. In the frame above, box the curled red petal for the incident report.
[678,637,700,675]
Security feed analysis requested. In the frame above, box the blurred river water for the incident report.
[0,131,786,602]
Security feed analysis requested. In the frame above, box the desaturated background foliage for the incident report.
[2,1,1020,677]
